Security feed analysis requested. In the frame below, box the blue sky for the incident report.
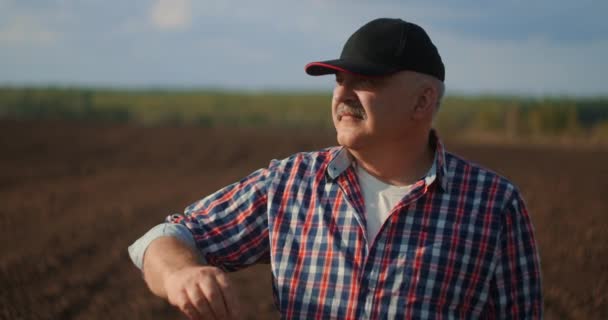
[1,0,606,96]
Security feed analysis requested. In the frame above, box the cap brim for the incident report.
[305,59,397,77]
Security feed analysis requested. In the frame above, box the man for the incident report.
[129,18,543,319]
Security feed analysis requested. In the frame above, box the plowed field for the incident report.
[1,120,606,319]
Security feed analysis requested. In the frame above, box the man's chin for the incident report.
[336,132,365,150]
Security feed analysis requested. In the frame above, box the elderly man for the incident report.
[129,18,543,319]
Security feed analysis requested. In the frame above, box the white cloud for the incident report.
[0,0,605,94]
[149,0,192,31]
[0,14,61,46]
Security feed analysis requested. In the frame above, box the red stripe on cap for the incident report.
[305,62,387,78]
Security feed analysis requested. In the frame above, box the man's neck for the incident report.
[348,132,434,186]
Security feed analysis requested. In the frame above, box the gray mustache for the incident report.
[337,103,367,119]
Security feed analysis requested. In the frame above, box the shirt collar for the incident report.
[326,147,353,180]
[326,129,449,192]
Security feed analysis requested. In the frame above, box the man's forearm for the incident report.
[142,236,204,298]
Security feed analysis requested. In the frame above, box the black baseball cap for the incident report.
[305,18,445,82]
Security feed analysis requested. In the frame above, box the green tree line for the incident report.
[1,87,607,144]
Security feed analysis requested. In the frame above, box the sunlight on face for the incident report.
[331,71,436,151]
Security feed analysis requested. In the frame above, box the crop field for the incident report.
[1,119,607,319]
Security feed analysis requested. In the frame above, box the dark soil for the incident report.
[1,119,606,319]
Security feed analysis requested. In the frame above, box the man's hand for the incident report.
[164,265,243,320]
[142,236,244,320]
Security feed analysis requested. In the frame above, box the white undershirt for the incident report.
[355,159,436,244]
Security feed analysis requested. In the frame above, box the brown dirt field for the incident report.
[1,119,606,320]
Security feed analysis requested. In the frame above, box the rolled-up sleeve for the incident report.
[127,223,199,270]
[484,189,543,319]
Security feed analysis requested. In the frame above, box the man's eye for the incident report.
[357,78,378,89]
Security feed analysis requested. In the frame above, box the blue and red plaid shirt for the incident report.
[168,132,543,319]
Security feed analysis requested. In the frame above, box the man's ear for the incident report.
[411,86,437,119]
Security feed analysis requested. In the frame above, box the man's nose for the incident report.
[333,82,357,104]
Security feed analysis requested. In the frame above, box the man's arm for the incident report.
[128,165,276,319]
[142,236,243,320]
[484,189,543,319]
[128,223,243,319]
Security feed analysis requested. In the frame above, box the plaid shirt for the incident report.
[168,132,543,319]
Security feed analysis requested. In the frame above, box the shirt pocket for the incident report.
[379,242,444,297]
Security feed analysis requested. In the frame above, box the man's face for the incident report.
[331,70,424,151]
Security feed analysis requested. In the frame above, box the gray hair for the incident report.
[417,73,445,115]
[435,79,445,113]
